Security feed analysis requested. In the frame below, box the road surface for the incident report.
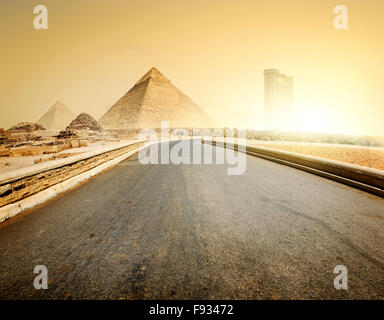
[0,140,383,299]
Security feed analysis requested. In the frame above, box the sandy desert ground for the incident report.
[249,140,384,170]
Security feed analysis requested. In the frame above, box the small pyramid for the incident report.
[99,67,217,129]
[67,113,102,132]
[37,101,75,130]
[9,122,45,132]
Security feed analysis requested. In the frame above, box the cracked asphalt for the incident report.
[0,140,383,299]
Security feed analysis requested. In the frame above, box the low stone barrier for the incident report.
[0,141,145,221]
[208,139,384,197]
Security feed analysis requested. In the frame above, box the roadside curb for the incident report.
[0,143,148,223]
[206,139,384,198]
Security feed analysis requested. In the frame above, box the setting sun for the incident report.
[294,105,335,133]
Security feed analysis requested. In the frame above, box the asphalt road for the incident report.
[0,140,383,299]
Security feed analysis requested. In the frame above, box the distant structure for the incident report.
[263,69,293,130]
[37,101,75,130]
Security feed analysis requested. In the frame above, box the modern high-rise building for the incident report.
[264,69,293,130]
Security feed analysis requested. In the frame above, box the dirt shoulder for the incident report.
[248,140,384,171]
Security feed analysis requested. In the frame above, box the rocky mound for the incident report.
[9,122,45,132]
[0,129,11,144]
[66,113,102,132]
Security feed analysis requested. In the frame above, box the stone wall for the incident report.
[0,142,143,208]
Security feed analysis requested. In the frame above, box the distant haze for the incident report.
[1,0,383,136]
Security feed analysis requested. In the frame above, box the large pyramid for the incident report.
[37,101,75,130]
[99,67,217,129]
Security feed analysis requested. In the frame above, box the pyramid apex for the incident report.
[135,67,169,85]
[37,101,75,130]
[49,100,67,111]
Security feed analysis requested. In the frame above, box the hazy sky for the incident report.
[1,0,383,135]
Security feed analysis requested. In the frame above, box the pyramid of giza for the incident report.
[99,67,217,129]
[36,101,75,130]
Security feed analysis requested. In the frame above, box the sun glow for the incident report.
[294,105,336,134]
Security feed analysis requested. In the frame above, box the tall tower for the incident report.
[264,69,280,130]
[264,69,293,130]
